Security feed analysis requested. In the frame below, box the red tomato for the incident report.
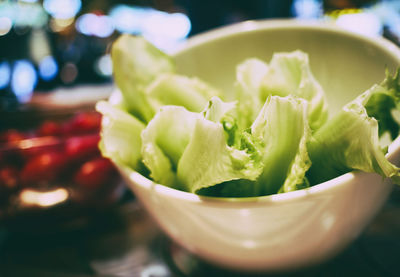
[0,166,19,190]
[74,157,116,189]
[65,134,100,163]
[20,151,68,186]
[37,120,62,137]
[0,129,26,143]
[62,112,102,136]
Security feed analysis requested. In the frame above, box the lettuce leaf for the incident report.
[111,35,175,123]
[251,95,311,195]
[111,35,223,125]
[234,58,269,130]
[260,51,328,131]
[146,73,220,113]
[202,96,239,146]
[141,99,263,193]
[140,106,198,189]
[96,101,145,170]
[200,95,311,197]
[307,82,400,185]
[234,51,328,132]
[98,34,400,198]
[177,115,263,193]
[365,69,400,140]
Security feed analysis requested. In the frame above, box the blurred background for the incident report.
[0,0,400,112]
[1,1,400,276]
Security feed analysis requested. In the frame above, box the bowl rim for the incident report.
[123,19,400,205]
[170,18,400,59]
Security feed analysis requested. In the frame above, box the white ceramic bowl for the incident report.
[117,20,400,272]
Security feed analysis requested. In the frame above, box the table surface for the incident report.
[0,186,400,277]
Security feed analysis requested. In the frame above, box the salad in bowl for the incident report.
[96,20,400,271]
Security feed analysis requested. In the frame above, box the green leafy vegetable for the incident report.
[364,69,400,140]
[97,35,400,198]
[307,81,400,185]
[260,50,328,131]
[177,111,262,193]
[141,100,263,193]
[202,97,239,146]
[234,51,328,131]
[96,101,145,170]
[250,95,311,195]
[146,73,220,113]
[140,106,196,189]
[111,35,221,124]
[111,35,174,122]
[234,58,269,130]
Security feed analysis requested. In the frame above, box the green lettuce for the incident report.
[260,50,328,131]
[307,77,400,185]
[146,73,220,113]
[140,106,197,189]
[97,34,400,198]
[111,35,221,124]
[364,69,400,140]
[202,96,239,146]
[199,95,311,197]
[141,99,263,193]
[96,101,145,170]
[111,35,174,122]
[235,51,328,132]
[247,95,311,195]
[234,58,269,130]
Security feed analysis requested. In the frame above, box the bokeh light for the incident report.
[50,17,75,32]
[109,5,150,34]
[0,2,48,28]
[0,61,11,89]
[336,12,382,36]
[292,0,322,19]
[0,17,12,36]
[39,56,58,81]
[372,1,400,39]
[11,60,37,103]
[43,0,81,19]
[76,13,114,38]
[109,5,191,52]
[142,12,191,40]
[94,54,112,77]
[60,62,78,84]
[20,188,68,207]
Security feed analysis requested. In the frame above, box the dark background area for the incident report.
[0,0,391,111]
[1,1,400,276]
